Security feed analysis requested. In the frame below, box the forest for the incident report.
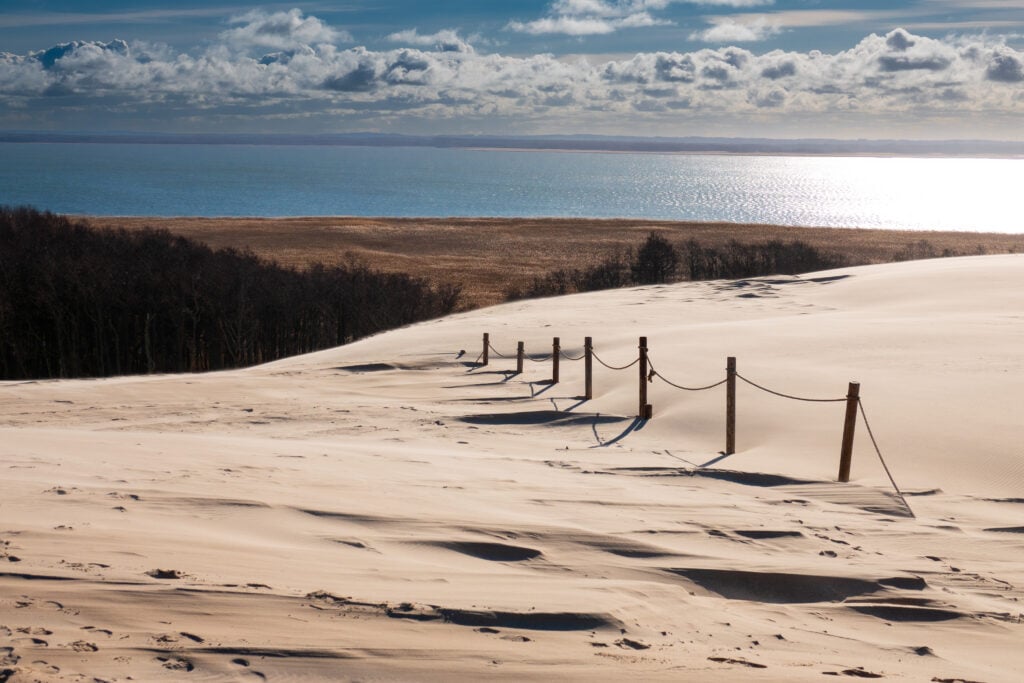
[0,207,461,380]
[506,232,852,300]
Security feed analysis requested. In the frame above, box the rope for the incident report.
[487,342,512,359]
[526,353,554,363]
[560,350,586,361]
[648,358,727,392]
[858,398,915,518]
[736,373,846,403]
[473,351,484,365]
[592,350,640,371]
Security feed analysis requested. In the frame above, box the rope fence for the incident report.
[592,351,640,371]
[469,331,913,517]
[858,398,914,517]
[736,372,846,403]
[487,341,512,359]
[648,357,728,392]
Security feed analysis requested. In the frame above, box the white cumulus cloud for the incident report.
[221,8,351,50]
[1,17,1021,138]
[387,28,475,53]
[508,0,673,36]
[691,17,782,42]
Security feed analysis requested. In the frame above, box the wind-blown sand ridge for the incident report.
[2,255,1023,681]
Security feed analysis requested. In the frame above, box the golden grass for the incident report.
[82,216,1024,309]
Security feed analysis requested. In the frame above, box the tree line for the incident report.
[507,232,851,300]
[0,207,461,380]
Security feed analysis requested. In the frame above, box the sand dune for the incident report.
[2,255,1023,681]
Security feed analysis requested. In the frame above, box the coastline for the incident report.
[462,146,1024,159]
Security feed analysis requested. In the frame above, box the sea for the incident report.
[1,142,1021,233]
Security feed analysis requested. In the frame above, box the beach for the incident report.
[2,248,1023,681]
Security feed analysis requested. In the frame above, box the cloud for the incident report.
[986,48,1024,82]
[688,0,774,5]
[508,17,619,36]
[386,29,475,53]
[886,28,916,51]
[760,59,795,79]
[1,20,1021,137]
[878,54,951,72]
[221,9,351,50]
[507,0,673,36]
[35,40,129,69]
[691,18,782,42]
[0,7,241,29]
[723,9,898,29]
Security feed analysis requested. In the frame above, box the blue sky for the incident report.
[2,1,1023,138]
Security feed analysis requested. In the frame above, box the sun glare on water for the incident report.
[804,156,1022,233]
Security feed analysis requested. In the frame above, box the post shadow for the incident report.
[699,451,734,468]
[590,416,644,448]
[529,381,555,398]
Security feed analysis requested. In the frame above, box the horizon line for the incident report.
[3,130,1023,158]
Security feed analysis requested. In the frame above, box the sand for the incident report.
[2,254,1023,681]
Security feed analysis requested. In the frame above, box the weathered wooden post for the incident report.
[838,381,860,482]
[726,356,736,455]
[638,336,652,420]
[482,333,489,366]
[552,337,560,384]
[516,341,524,374]
[584,336,593,400]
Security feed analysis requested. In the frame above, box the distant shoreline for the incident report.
[462,146,1024,159]
[5,131,1024,159]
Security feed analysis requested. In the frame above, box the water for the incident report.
[1,142,1021,232]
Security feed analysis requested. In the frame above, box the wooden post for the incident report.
[838,381,860,483]
[516,341,524,374]
[726,356,736,455]
[482,333,489,366]
[638,336,652,420]
[552,337,560,384]
[584,336,593,400]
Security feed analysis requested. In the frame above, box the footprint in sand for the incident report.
[34,661,61,674]
[709,656,767,669]
[69,641,98,652]
[88,629,113,637]
[156,655,194,672]
[615,638,650,650]
[231,657,266,680]
[146,568,186,579]
[14,637,47,647]
[16,627,52,636]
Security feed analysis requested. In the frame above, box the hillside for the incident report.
[1,255,1022,681]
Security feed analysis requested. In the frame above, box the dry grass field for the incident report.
[84,216,1024,308]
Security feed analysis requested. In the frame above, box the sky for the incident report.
[1,1,1023,140]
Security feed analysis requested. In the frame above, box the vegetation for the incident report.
[0,207,461,380]
[507,232,851,300]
